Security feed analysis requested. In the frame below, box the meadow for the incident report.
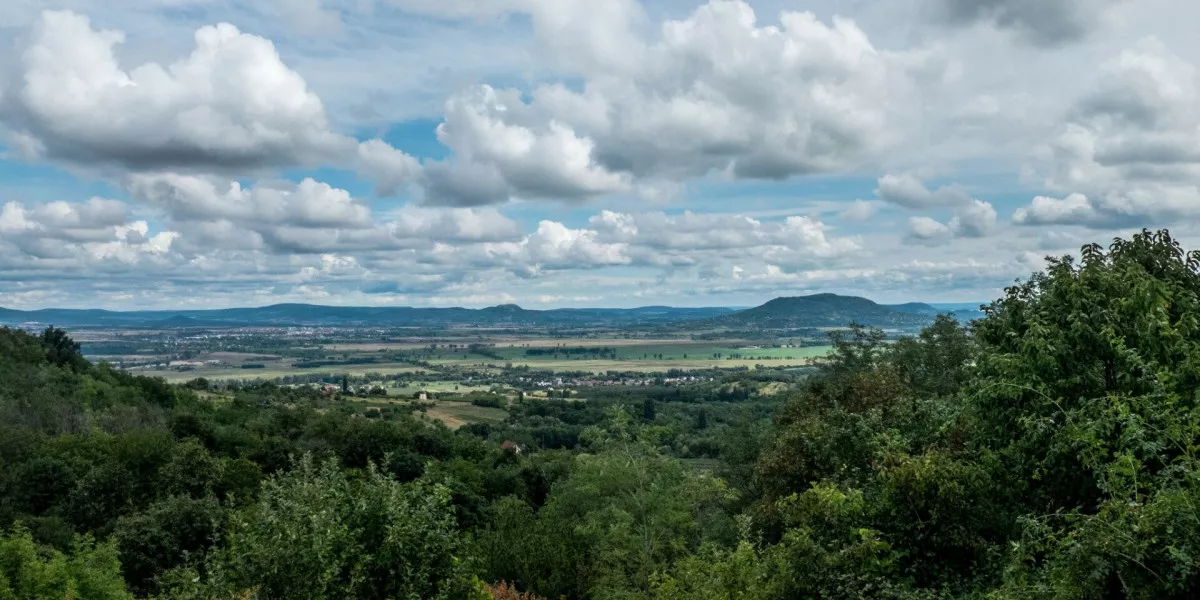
[423,402,510,429]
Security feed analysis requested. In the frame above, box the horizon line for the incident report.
[0,295,989,314]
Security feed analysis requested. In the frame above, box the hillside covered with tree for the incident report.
[3,229,1200,598]
[699,293,946,330]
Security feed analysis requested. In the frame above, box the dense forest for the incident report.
[4,229,1200,599]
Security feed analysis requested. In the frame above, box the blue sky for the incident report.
[1,0,1198,310]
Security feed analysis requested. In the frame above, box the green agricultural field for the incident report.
[154,362,431,382]
[492,337,689,348]
[487,342,829,361]
[154,367,297,382]
[143,340,831,381]
[423,343,831,373]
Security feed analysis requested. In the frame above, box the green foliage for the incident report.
[752,306,998,594]
[477,418,735,600]
[747,229,1200,599]
[40,327,86,371]
[969,230,1200,598]
[649,539,768,600]
[174,455,476,600]
[0,326,485,598]
[9,229,1200,599]
[641,398,656,422]
[0,327,180,435]
[0,525,131,600]
[891,314,976,398]
[113,496,220,595]
[11,458,73,516]
[159,440,222,498]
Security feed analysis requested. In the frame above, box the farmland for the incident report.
[156,361,431,383]
[126,337,830,382]
[61,325,836,430]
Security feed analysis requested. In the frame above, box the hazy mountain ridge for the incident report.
[0,303,739,328]
[0,295,982,329]
[883,302,943,315]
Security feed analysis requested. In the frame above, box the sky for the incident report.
[0,0,1198,310]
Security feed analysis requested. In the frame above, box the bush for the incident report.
[178,455,477,600]
[0,525,132,600]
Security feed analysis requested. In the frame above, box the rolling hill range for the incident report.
[0,294,983,330]
[0,303,738,328]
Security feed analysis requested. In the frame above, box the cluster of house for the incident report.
[516,374,713,388]
[168,359,222,368]
[310,383,407,398]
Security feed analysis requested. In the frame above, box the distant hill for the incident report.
[929,303,988,321]
[150,315,230,328]
[0,296,986,330]
[0,303,738,329]
[701,293,936,330]
[884,302,942,316]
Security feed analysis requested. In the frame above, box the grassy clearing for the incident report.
[758,382,792,396]
[194,390,234,404]
[348,398,409,409]
[425,402,508,429]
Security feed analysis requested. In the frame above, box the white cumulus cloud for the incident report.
[906,200,998,243]
[1015,38,1200,228]
[1,10,420,190]
[418,1,943,205]
[875,174,971,209]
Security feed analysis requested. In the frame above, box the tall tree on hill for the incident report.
[973,229,1200,598]
[41,325,86,370]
